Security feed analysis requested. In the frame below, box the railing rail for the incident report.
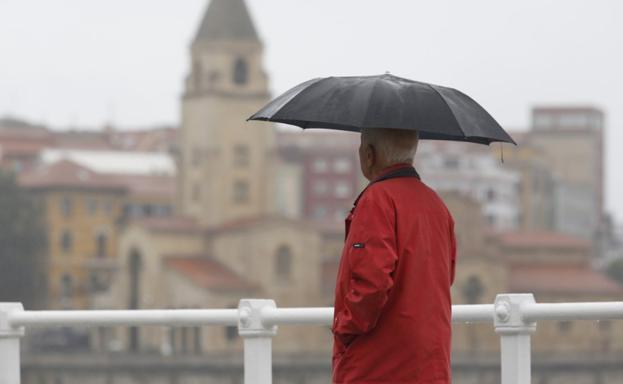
[1,294,623,384]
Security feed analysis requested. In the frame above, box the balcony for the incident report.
[1,294,623,384]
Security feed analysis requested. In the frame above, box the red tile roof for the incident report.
[0,141,48,157]
[509,264,623,296]
[495,231,590,249]
[52,131,113,150]
[165,256,257,292]
[206,215,314,234]
[18,159,126,192]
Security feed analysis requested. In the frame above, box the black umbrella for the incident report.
[248,74,515,145]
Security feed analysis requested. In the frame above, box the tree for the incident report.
[0,170,47,309]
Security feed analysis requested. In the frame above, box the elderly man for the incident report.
[331,128,457,383]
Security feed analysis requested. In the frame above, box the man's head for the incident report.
[359,128,419,181]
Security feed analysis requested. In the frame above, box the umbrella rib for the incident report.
[427,84,468,141]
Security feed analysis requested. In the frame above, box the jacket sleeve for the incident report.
[333,191,397,344]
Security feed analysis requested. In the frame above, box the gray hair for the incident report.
[361,128,419,164]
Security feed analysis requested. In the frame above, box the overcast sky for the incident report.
[0,0,622,222]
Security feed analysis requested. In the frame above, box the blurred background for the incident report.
[0,0,622,383]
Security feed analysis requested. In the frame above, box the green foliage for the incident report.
[606,258,623,286]
[0,170,47,308]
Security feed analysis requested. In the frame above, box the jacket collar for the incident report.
[351,163,419,209]
[371,163,415,183]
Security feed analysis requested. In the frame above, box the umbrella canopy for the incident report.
[248,74,515,145]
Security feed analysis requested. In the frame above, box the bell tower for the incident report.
[178,0,277,227]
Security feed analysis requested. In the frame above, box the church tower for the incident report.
[178,0,276,227]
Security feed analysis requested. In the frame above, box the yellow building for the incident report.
[18,159,177,309]
[19,160,125,309]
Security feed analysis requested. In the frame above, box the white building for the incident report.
[416,141,521,230]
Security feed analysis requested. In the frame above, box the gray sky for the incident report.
[1,0,622,222]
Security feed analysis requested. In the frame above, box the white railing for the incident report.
[1,294,623,384]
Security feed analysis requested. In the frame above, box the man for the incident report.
[332,128,457,383]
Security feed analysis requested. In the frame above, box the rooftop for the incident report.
[18,159,126,192]
[194,0,259,43]
[509,263,623,296]
[165,255,256,292]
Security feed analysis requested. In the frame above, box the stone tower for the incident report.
[178,0,276,227]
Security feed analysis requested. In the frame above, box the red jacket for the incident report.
[332,163,456,383]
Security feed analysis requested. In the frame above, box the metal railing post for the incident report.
[494,294,536,384]
[0,303,25,384]
[238,299,277,384]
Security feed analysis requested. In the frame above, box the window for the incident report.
[225,303,238,342]
[193,327,202,354]
[486,215,496,227]
[313,180,329,196]
[225,325,238,342]
[335,181,353,198]
[60,196,72,217]
[333,158,352,173]
[335,208,350,221]
[533,113,553,130]
[87,198,97,215]
[598,320,611,332]
[486,189,496,202]
[558,321,572,334]
[275,245,292,281]
[128,250,142,310]
[461,276,484,304]
[312,159,328,173]
[234,180,249,203]
[234,145,249,167]
[96,233,107,258]
[156,205,172,216]
[61,231,72,253]
[61,274,72,298]
[233,58,248,85]
[313,205,327,219]
[192,183,202,203]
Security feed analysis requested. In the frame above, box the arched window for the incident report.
[96,233,107,258]
[224,303,238,342]
[61,231,72,253]
[233,58,248,85]
[60,196,72,217]
[461,275,484,305]
[128,249,143,352]
[128,250,142,309]
[275,245,292,281]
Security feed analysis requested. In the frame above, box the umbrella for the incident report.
[248,74,515,145]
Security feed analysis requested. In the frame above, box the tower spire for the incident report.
[194,0,259,43]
